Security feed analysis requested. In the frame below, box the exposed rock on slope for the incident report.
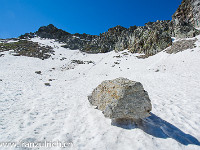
[172,0,200,38]
[192,0,200,28]
[0,40,54,59]
[88,77,152,120]
[21,23,172,56]
[114,21,173,55]
[87,22,173,55]
[166,38,197,54]
[19,0,200,56]
[20,24,97,51]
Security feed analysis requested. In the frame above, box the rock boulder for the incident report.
[88,77,152,120]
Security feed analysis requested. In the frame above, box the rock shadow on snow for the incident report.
[111,113,200,146]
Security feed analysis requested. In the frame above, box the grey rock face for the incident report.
[192,0,200,28]
[172,0,200,38]
[21,23,172,56]
[114,21,173,56]
[88,77,152,120]
[166,38,197,54]
[19,0,200,56]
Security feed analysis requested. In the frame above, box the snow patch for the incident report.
[0,37,200,150]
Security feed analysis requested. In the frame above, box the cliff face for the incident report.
[192,0,200,28]
[172,0,194,26]
[21,22,173,56]
[20,0,200,56]
[114,21,173,55]
[172,0,200,38]
[80,22,173,55]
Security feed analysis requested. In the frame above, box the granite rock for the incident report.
[88,77,152,120]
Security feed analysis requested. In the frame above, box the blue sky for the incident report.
[0,0,182,39]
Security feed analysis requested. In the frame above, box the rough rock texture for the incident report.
[88,77,152,120]
[114,21,173,56]
[166,38,197,54]
[192,0,200,28]
[20,24,97,51]
[19,0,200,56]
[172,0,200,38]
[0,40,54,59]
[20,23,172,56]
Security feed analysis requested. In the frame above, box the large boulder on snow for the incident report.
[88,77,152,120]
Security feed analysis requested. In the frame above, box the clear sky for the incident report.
[0,0,182,39]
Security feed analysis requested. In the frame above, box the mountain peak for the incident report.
[38,24,58,32]
[35,24,71,39]
[108,25,127,33]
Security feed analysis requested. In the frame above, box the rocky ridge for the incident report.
[20,22,174,56]
[18,0,200,56]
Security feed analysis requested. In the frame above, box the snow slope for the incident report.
[0,36,200,150]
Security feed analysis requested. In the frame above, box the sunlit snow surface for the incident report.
[0,36,200,150]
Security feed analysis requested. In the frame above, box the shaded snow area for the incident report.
[0,36,200,150]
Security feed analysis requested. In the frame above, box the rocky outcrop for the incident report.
[172,0,200,38]
[82,25,128,53]
[84,22,173,55]
[166,38,197,54]
[88,77,152,120]
[114,21,173,55]
[19,0,200,56]
[20,23,172,55]
[192,0,200,28]
[20,24,97,51]
[0,40,54,59]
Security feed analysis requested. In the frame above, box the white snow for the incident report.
[6,40,19,43]
[0,36,200,150]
